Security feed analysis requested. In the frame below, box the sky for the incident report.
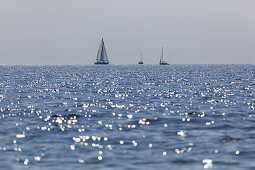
[0,0,255,65]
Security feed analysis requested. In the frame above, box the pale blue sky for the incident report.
[0,0,255,64]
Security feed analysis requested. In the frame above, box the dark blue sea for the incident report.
[0,65,255,170]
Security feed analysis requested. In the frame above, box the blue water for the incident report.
[0,65,255,170]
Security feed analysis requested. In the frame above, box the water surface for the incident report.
[0,65,255,169]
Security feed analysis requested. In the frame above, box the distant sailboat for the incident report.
[95,38,109,65]
[159,46,169,65]
[138,53,144,64]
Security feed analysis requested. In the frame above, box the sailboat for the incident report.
[159,46,169,65]
[138,53,144,64]
[95,38,109,65]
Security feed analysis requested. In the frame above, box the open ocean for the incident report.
[0,65,255,170]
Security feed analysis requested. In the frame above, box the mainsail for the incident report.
[96,39,109,64]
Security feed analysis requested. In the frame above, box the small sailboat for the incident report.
[159,46,169,65]
[138,53,144,64]
[95,38,109,65]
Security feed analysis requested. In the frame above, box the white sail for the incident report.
[96,39,109,62]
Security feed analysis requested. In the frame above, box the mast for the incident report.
[141,52,143,62]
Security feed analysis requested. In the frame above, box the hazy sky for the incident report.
[0,0,255,65]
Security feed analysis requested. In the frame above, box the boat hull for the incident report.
[159,62,169,65]
[138,61,143,64]
[94,61,109,65]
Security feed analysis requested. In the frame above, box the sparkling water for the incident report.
[0,65,254,169]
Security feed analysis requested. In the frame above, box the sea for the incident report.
[0,65,255,170]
